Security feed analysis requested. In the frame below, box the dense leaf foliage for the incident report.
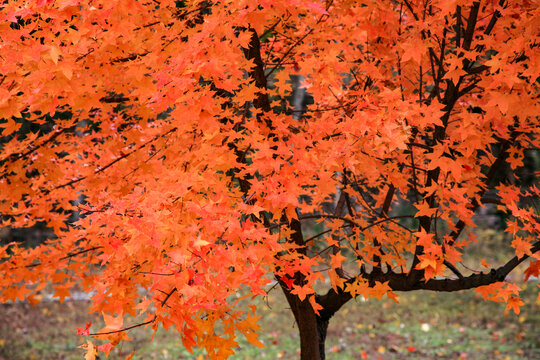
[0,1,538,359]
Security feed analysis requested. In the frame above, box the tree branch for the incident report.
[89,288,177,336]
[19,245,102,269]
[46,127,177,193]
[318,241,539,319]
[461,2,480,51]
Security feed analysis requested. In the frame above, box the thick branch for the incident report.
[461,2,480,51]
[407,241,540,291]
[243,29,271,113]
[484,0,506,36]
[318,241,539,319]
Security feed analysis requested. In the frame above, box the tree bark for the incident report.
[280,284,330,360]
[277,218,331,360]
[316,317,329,360]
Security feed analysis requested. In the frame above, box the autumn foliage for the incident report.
[0,0,538,359]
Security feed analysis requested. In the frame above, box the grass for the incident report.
[0,282,538,360]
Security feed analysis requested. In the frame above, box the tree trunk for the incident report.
[316,317,329,360]
[281,285,329,360]
[278,218,333,359]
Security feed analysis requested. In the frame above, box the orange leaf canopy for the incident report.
[0,0,538,359]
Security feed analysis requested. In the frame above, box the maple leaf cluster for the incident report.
[0,1,538,359]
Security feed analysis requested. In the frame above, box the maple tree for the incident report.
[0,0,539,359]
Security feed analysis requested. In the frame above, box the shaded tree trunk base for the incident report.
[280,284,331,360]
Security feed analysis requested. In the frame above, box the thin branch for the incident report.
[299,214,360,227]
[1,124,76,165]
[402,0,419,21]
[265,0,332,77]
[448,131,518,245]
[45,127,177,194]
[20,245,103,269]
[89,288,177,336]
[303,229,333,244]
[443,260,464,279]
[259,18,282,40]
[299,214,413,233]
[265,28,314,78]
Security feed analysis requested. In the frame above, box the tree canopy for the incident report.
[0,1,538,359]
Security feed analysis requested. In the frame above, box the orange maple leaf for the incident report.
[290,284,315,301]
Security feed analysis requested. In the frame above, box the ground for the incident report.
[0,282,538,360]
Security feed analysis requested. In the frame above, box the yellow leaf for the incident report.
[193,236,210,250]
[78,340,97,360]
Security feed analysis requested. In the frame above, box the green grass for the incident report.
[0,282,538,360]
